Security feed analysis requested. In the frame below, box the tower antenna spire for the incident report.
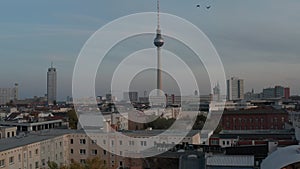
[157,0,160,30]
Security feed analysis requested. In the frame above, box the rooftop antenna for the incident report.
[157,0,160,30]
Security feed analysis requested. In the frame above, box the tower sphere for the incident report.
[154,33,164,47]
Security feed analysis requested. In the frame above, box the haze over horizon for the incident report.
[1,0,300,100]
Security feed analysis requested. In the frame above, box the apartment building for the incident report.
[0,130,70,169]
[0,129,201,169]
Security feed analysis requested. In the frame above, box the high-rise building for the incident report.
[0,84,18,105]
[213,83,221,101]
[262,87,275,99]
[227,77,244,101]
[284,87,290,99]
[47,63,57,105]
[123,91,138,103]
[262,85,290,99]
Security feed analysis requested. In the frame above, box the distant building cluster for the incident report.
[1,67,300,169]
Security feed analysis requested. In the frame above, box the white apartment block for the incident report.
[0,129,201,169]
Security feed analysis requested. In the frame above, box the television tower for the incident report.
[153,0,164,93]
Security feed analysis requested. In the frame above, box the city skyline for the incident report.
[1,0,300,100]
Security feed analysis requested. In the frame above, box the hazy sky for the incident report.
[1,0,300,100]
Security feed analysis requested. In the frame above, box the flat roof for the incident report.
[223,107,288,115]
[0,126,16,129]
[121,130,199,137]
[0,119,63,127]
[220,129,293,135]
[219,130,294,139]
[206,155,254,166]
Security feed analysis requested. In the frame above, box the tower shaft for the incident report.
[157,46,162,91]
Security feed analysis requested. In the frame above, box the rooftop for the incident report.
[223,106,288,115]
[261,145,300,169]
[0,119,63,126]
[219,130,294,139]
[121,130,199,137]
[206,155,254,167]
[0,129,75,152]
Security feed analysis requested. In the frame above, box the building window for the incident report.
[35,161,39,169]
[70,139,74,144]
[91,149,97,155]
[120,151,123,156]
[129,141,135,146]
[141,141,147,146]
[42,159,45,166]
[80,149,86,155]
[120,161,123,166]
[60,142,62,147]
[29,151,32,158]
[119,140,122,145]
[103,150,106,155]
[80,139,86,144]
[18,154,21,162]
[9,156,14,165]
[111,140,114,146]
[103,140,106,145]
[92,140,97,144]
[71,149,74,154]
[80,159,86,164]
[7,132,10,138]
[35,149,38,155]
[12,132,14,137]
[0,159,5,167]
